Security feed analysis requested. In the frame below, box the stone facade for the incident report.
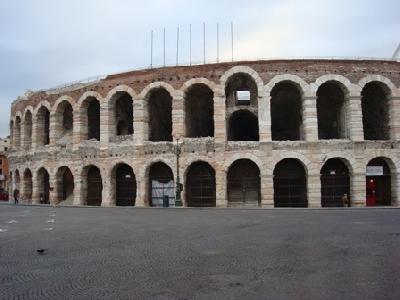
[7,59,400,207]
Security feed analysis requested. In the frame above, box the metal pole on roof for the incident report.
[392,43,400,60]
[217,22,219,63]
[231,22,234,62]
[163,28,166,67]
[203,22,206,64]
[150,30,153,68]
[176,27,180,66]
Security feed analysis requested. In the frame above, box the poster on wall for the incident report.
[366,166,384,176]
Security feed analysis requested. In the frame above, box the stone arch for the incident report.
[55,166,75,204]
[358,75,397,96]
[220,66,264,97]
[273,158,308,207]
[320,153,356,175]
[77,92,102,141]
[33,100,51,116]
[140,81,176,99]
[81,164,103,206]
[181,78,220,97]
[312,74,352,92]
[265,74,309,95]
[227,158,261,207]
[224,153,264,175]
[53,97,74,143]
[268,152,312,176]
[110,162,137,206]
[34,103,51,146]
[51,95,74,115]
[36,167,50,204]
[147,161,175,207]
[185,160,216,207]
[23,168,33,202]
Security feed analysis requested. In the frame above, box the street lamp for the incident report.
[175,138,183,207]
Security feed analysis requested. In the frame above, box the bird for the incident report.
[36,249,48,255]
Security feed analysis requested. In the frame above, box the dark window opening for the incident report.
[185,84,214,138]
[271,81,303,141]
[57,167,74,203]
[149,162,174,207]
[361,82,390,140]
[37,168,50,204]
[24,111,32,148]
[15,117,21,148]
[228,110,259,141]
[23,169,33,202]
[317,82,347,139]
[87,99,100,141]
[227,159,260,207]
[116,164,136,206]
[37,107,50,146]
[321,158,350,207]
[186,161,216,207]
[86,166,102,206]
[115,93,133,136]
[274,159,307,207]
[149,88,172,141]
[225,73,258,107]
[366,158,391,206]
[62,104,73,132]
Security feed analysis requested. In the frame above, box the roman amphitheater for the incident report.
[7,59,400,208]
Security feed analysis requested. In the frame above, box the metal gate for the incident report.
[116,165,136,206]
[186,175,216,207]
[274,176,307,207]
[228,177,260,206]
[150,177,175,207]
[321,175,350,207]
[87,177,102,206]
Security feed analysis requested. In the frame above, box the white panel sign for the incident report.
[366,166,384,176]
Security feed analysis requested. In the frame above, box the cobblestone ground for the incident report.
[0,204,399,300]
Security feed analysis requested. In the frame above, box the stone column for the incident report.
[307,173,321,208]
[348,93,364,141]
[215,169,227,208]
[73,173,84,206]
[72,109,82,149]
[259,95,271,142]
[390,96,400,141]
[261,174,274,207]
[351,171,366,207]
[214,95,226,143]
[49,112,58,146]
[32,116,38,149]
[303,93,319,141]
[20,174,26,203]
[135,178,146,207]
[172,92,184,139]
[49,175,58,205]
[101,174,113,207]
[133,98,146,145]
[100,101,110,148]
[32,173,40,204]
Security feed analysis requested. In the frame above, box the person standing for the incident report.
[13,189,19,205]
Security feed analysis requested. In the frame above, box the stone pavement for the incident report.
[0,204,399,299]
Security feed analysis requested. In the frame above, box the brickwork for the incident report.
[7,59,400,207]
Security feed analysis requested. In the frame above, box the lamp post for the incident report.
[175,138,183,206]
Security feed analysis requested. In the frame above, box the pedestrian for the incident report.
[342,193,349,207]
[13,189,19,205]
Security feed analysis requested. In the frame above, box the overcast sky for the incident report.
[1,0,399,137]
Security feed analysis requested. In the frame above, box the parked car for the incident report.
[0,189,9,201]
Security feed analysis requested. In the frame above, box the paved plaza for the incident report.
[0,204,399,299]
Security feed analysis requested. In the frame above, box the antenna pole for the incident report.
[189,24,192,66]
[150,30,153,68]
[163,28,166,66]
[176,27,180,66]
[203,22,206,64]
[231,22,234,62]
[217,22,219,63]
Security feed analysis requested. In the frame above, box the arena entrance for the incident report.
[115,164,136,206]
[227,159,260,207]
[149,162,175,207]
[321,158,350,207]
[56,167,74,204]
[37,168,50,204]
[273,159,307,207]
[366,158,391,206]
[86,166,102,206]
[23,169,33,202]
[186,161,216,207]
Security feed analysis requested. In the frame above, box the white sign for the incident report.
[366,166,384,176]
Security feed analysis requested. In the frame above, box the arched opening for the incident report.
[23,169,33,202]
[317,81,348,139]
[23,111,32,149]
[36,106,50,146]
[37,168,50,204]
[148,88,173,141]
[14,170,21,201]
[366,158,392,206]
[149,162,174,207]
[114,164,136,206]
[186,161,216,207]
[85,97,100,141]
[84,165,102,206]
[228,110,259,141]
[114,92,133,136]
[55,101,73,143]
[56,167,74,204]
[225,72,258,107]
[185,84,214,138]
[321,158,350,207]
[361,82,390,140]
[227,159,260,207]
[273,159,307,207]
[14,117,21,148]
[271,81,303,140]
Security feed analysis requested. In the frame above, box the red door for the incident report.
[366,179,377,206]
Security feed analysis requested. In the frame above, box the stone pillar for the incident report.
[101,172,114,207]
[348,94,364,141]
[351,172,366,207]
[261,174,274,207]
[259,95,271,142]
[100,101,110,148]
[72,108,82,149]
[20,175,26,203]
[307,173,321,208]
[215,169,227,208]
[14,120,21,149]
[133,99,146,145]
[172,92,184,139]
[32,116,38,149]
[303,93,319,141]
[73,173,84,206]
[49,175,58,205]
[214,95,227,143]
[32,173,40,204]
[390,96,400,141]
[393,172,400,207]
[49,112,58,146]
[135,178,146,207]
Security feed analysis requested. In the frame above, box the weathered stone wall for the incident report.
[8,59,400,207]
